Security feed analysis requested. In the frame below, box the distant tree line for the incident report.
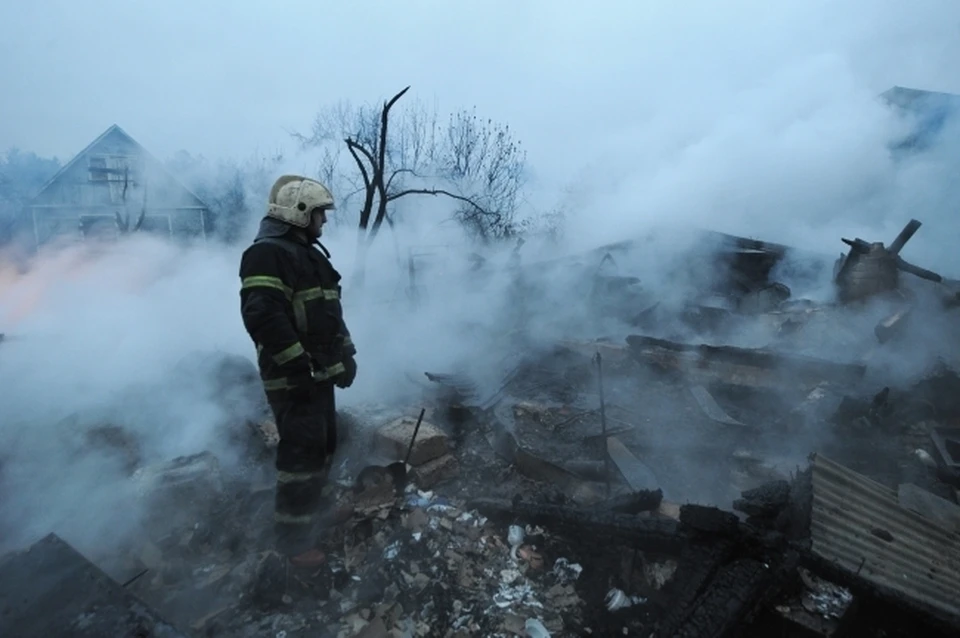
[0,149,62,246]
[0,86,565,255]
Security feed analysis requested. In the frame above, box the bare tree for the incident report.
[114,166,147,235]
[295,86,528,284]
[440,108,526,240]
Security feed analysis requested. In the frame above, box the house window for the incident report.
[88,155,140,184]
[88,156,108,181]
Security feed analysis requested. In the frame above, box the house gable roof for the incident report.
[880,86,960,152]
[30,124,210,209]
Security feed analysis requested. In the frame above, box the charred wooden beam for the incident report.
[895,256,943,283]
[679,504,742,537]
[626,334,866,389]
[469,497,686,554]
[733,480,792,521]
[669,553,800,638]
[595,489,664,515]
[653,543,736,635]
[887,219,922,256]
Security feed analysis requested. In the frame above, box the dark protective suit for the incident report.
[238,217,356,555]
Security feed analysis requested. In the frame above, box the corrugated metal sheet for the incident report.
[810,454,960,624]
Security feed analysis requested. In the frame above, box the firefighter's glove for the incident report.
[336,355,357,389]
[288,374,317,403]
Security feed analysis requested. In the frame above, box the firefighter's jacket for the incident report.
[239,217,355,395]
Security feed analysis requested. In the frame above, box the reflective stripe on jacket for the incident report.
[239,219,355,394]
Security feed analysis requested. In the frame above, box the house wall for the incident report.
[27,127,208,248]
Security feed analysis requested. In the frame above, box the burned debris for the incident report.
[5,220,960,637]
[0,533,188,638]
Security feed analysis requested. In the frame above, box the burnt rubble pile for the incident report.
[4,220,960,637]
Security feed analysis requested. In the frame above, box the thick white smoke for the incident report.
[0,0,958,556]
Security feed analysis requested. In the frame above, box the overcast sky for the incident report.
[1,0,959,251]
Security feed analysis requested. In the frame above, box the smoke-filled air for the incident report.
[2,2,960,637]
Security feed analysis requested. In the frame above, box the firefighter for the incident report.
[238,175,357,570]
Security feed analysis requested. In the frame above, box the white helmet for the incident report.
[266,175,336,228]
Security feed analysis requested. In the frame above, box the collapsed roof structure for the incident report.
[3,85,960,638]
[4,208,960,638]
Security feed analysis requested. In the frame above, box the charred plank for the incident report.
[626,335,866,388]
[668,557,788,638]
[733,480,792,520]
[653,542,736,636]
[679,504,741,537]
[596,489,664,515]
[469,497,686,554]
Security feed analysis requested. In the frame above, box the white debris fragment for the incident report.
[383,541,401,560]
[915,449,937,468]
[525,618,551,637]
[452,614,474,630]
[412,532,422,542]
[643,560,678,590]
[500,568,521,585]
[552,558,583,584]
[605,588,646,611]
[493,583,543,610]
[799,568,854,619]
[508,524,525,561]
[427,504,455,514]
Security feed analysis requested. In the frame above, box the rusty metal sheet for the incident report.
[809,454,960,627]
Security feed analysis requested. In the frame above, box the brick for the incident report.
[410,453,460,489]
[373,417,448,466]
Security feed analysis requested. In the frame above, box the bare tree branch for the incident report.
[371,87,412,234]
[386,187,488,212]
[291,84,530,284]
[386,168,416,192]
[345,138,376,229]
